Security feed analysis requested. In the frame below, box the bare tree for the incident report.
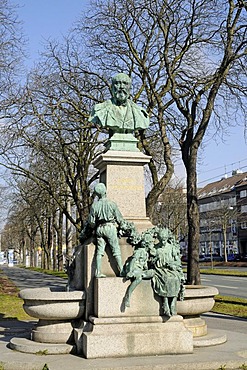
[153,178,187,240]
[1,1,246,284]
[77,0,247,284]
[0,0,25,107]
[0,38,104,234]
[78,0,176,220]
[161,0,247,283]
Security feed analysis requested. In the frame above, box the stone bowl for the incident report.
[19,287,85,320]
[177,285,219,317]
[177,285,219,337]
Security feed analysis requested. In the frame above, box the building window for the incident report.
[240,190,247,198]
[241,205,247,213]
[241,222,247,229]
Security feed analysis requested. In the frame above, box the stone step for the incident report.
[9,337,75,355]
[193,329,227,347]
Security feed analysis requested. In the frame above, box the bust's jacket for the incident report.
[89,98,149,131]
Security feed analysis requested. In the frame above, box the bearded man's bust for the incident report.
[89,73,149,134]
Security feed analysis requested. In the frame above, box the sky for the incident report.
[17,0,90,63]
[197,127,247,187]
[14,0,247,187]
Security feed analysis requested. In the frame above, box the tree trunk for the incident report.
[66,200,73,256]
[39,225,48,269]
[57,209,64,271]
[222,224,228,263]
[46,216,52,270]
[183,147,201,285]
[52,214,57,271]
[21,234,26,266]
[30,226,37,267]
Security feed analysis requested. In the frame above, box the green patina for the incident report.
[80,187,185,317]
[89,73,149,151]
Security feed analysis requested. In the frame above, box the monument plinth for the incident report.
[93,149,152,231]
[80,278,193,358]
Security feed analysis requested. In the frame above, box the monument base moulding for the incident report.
[82,315,193,358]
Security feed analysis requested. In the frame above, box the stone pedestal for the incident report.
[82,315,192,358]
[83,241,134,320]
[106,133,139,152]
[79,278,193,358]
[31,320,74,344]
[93,150,152,231]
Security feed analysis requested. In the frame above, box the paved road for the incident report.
[0,265,67,290]
[200,265,247,271]
[203,311,247,334]
[201,274,247,299]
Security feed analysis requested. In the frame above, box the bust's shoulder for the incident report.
[93,99,113,111]
[129,99,145,110]
[128,100,149,117]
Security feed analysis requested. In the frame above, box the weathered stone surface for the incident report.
[183,317,207,337]
[82,315,193,358]
[9,337,75,355]
[177,285,218,316]
[83,241,135,319]
[193,330,227,347]
[94,277,161,318]
[20,288,85,320]
[93,150,151,220]
[31,320,73,344]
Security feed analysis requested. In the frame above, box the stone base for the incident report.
[94,277,161,317]
[9,337,75,355]
[106,133,139,152]
[31,319,74,344]
[125,217,153,233]
[78,277,193,358]
[193,329,227,347]
[183,317,207,337]
[81,315,193,358]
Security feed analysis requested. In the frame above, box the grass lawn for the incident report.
[0,270,31,321]
[212,295,247,318]
[200,268,247,277]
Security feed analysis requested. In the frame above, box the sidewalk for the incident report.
[0,267,246,370]
[0,313,246,370]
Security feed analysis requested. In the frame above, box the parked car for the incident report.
[213,254,224,262]
[233,254,241,262]
[199,254,206,262]
[226,254,242,262]
[227,254,235,262]
[241,254,247,262]
[203,254,223,262]
[203,254,211,262]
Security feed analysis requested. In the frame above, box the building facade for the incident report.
[198,170,247,258]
